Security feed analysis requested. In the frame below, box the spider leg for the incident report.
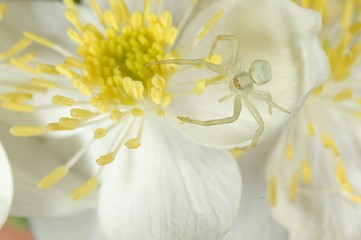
[145,59,227,75]
[250,90,290,114]
[209,35,239,69]
[236,96,264,151]
[178,95,242,126]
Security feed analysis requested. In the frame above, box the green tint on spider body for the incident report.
[146,35,290,151]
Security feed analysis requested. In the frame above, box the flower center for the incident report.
[0,0,224,200]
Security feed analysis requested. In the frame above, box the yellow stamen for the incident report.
[333,88,353,102]
[96,152,115,165]
[70,108,94,119]
[289,170,299,202]
[70,177,99,201]
[341,0,353,29]
[285,144,293,161]
[38,166,69,190]
[10,126,46,137]
[198,10,223,40]
[30,78,59,89]
[131,108,144,117]
[307,122,316,136]
[24,31,55,48]
[0,38,31,60]
[301,160,312,184]
[312,84,323,95]
[36,63,59,74]
[1,102,35,112]
[268,176,277,207]
[52,95,75,106]
[0,93,32,101]
[93,128,108,139]
[59,117,80,129]
[0,3,8,20]
[125,138,141,149]
[335,160,354,192]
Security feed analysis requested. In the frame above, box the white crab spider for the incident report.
[146,35,290,151]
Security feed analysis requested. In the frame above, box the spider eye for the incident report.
[249,60,272,85]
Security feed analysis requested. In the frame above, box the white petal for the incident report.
[267,106,361,240]
[224,144,287,240]
[98,118,241,240]
[31,210,104,240]
[0,120,96,217]
[170,0,329,149]
[0,140,12,228]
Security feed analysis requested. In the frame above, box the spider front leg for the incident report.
[145,59,227,76]
[209,35,239,69]
[236,96,264,151]
[178,95,242,126]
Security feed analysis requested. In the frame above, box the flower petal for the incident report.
[31,210,103,240]
[170,0,329,149]
[267,106,361,240]
[98,117,241,240]
[0,140,12,228]
[224,144,287,240]
[0,120,96,217]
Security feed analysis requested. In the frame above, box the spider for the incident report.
[146,35,290,151]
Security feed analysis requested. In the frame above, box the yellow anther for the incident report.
[307,122,316,136]
[131,108,144,117]
[59,117,80,129]
[64,57,85,69]
[52,95,75,106]
[38,166,69,190]
[155,108,165,117]
[347,193,361,204]
[161,93,173,107]
[9,58,38,74]
[110,110,124,121]
[312,84,323,95]
[46,123,72,131]
[125,138,141,149]
[300,0,311,8]
[203,54,222,65]
[285,144,293,161]
[65,9,83,31]
[341,0,353,29]
[63,0,77,11]
[0,38,31,60]
[0,3,8,20]
[96,152,115,165]
[335,160,354,193]
[16,84,46,92]
[1,102,35,112]
[301,160,312,184]
[312,0,328,13]
[193,79,207,95]
[30,78,58,89]
[89,0,105,24]
[321,133,340,157]
[16,52,36,63]
[354,112,361,118]
[0,93,32,101]
[151,74,165,89]
[70,177,99,201]
[10,126,46,137]
[198,10,224,39]
[24,31,55,48]
[36,63,59,74]
[70,108,93,119]
[268,176,277,207]
[289,170,299,202]
[151,87,163,104]
[333,88,353,102]
[133,81,145,100]
[93,128,108,139]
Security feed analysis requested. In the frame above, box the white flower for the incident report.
[0,3,13,230]
[0,140,12,229]
[0,0,327,239]
[226,1,361,240]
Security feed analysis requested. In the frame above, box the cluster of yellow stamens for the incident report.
[269,0,361,206]
[0,0,223,200]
